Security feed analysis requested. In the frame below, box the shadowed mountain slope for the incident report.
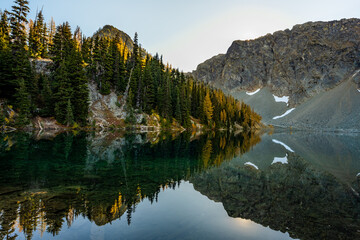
[193,19,360,131]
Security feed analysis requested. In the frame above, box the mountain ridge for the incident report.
[192,18,360,131]
[193,18,360,104]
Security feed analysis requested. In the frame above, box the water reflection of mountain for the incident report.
[191,132,360,240]
[0,131,260,239]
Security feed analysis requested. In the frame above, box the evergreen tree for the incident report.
[54,62,72,123]
[180,83,191,128]
[116,52,126,93]
[125,92,136,124]
[65,99,74,126]
[81,37,92,64]
[129,64,140,106]
[51,23,74,124]
[29,10,47,58]
[99,37,114,95]
[0,11,13,99]
[109,34,124,90]
[0,104,5,126]
[41,74,53,116]
[91,36,108,92]
[40,22,48,58]
[162,74,172,119]
[135,67,143,110]
[100,80,111,95]
[90,36,100,82]
[26,64,40,111]
[7,0,32,104]
[48,17,56,48]
[143,59,155,113]
[126,32,144,108]
[73,26,82,48]
[174,87,181,123]
[190,83,198,118]
[132,32,139,64]
[8,0,29,52]
[51,22,73,66]
[197,84,205,121]
[28,18,35,54]
[0,11,10,50]
[211,92,221,128]
[0,2,262,129]
[67,47,89,125]
[15,79,31,125]
[49,22,89,125]
[203,91,214,125]
[156,84,165,116]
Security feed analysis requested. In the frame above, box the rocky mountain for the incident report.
[93,25,134,51]
[193,18,360,131]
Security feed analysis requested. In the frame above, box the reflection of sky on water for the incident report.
[3,131,360,240]
[15,182,292,240]
[231,131,360,185]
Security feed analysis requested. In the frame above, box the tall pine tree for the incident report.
[0,11,13,99]
[203,90,214,125]
[15,79,31,125]
[8,0,33,115]
[29,10,47,58]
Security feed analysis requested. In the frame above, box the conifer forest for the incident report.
[0,0,261,129]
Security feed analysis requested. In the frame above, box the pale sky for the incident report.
[1,0,360,72]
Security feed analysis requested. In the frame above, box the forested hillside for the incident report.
[0,0,262,130]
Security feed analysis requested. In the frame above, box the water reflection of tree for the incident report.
[0,130,261,239]
[199,132,261,169]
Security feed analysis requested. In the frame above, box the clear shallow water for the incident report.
[0,131,359,240]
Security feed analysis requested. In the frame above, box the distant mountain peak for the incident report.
[93,25,134,51]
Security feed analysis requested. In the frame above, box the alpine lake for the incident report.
[0,129,359,240]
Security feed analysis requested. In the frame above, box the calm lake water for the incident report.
[0,130,359,240]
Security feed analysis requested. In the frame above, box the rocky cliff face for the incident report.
[30,59,160,130]
[193,18,360,106]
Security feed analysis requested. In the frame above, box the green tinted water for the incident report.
[0,131,359,240]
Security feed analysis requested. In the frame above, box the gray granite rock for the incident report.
[193,19,360,106]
